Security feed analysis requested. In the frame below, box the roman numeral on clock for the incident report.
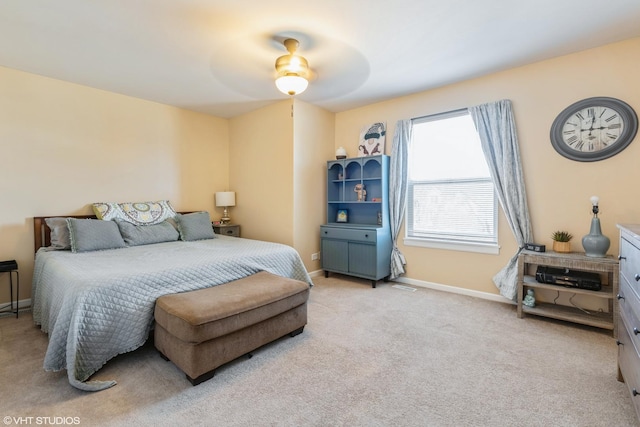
[605,114,618,122]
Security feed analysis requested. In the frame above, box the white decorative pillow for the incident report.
[92,200,177,226]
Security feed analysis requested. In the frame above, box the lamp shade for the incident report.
[215,191,236,207]
[275,74,308,96]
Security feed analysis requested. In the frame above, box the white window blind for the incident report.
[406,109,498,252]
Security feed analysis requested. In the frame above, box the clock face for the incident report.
[550,97,638,162]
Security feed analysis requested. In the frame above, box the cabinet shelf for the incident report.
[328,201,383,204]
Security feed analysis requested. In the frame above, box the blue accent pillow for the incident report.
[116,219,179,246]
[66,218,126,253]
[175,212,215,241]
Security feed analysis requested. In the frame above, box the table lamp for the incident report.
[215,192,236,224]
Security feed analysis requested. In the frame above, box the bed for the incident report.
[31,214,312,391]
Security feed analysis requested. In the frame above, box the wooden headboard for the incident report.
[33,212,195,253]
[33,215,96,253]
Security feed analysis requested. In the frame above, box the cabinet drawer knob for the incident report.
[634,389,639,397]
[635,274,640,282]
[365,234,369,238]
[634,327,640,336]
[617,340,624,346]
[619,255,627,261]
[617,294,625,301]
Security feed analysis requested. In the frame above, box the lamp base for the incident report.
[582,217,610,258]
[220,207,231,225]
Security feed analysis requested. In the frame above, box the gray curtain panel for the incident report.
[389,119,412,279]
[469,99,533,301]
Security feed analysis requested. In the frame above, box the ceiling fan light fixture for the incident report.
[274,38,310,96]
[275,74,308,96]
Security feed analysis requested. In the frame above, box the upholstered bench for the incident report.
[154,271,309,385]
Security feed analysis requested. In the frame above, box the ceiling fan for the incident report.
[209,31,370,103]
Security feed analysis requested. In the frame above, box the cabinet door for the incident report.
[322,239,348,273]
[348,242,377,277]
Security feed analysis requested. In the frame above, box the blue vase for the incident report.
[582,217,610,258]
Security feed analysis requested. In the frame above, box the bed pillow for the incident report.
[66,218,127,253]
[175,212,215,241]
[44,217,72,250]
[92,200,177,226]
[116,219,179,246]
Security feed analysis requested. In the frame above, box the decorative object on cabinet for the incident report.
[321,155,392,288]
[336,209,348,223]
[354,183,366,201]
[215,191,236,225]
[582,196,610,258]
[517,249,618,334]
[550,97,638,162]
[335,147,347,159]
[0,260,19,318]
[616,224,640,421]
[358,122,386,157]
[551,230,573,253]
[212,223,240,237]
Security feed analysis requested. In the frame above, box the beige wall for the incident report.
[0,66,229,303]
[228,99,335,272]
[4,37,640,306]
[335,37,640,299]
[228,100,295,245]
[292,100,336,271]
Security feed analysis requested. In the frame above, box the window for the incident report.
[405,109,498,254]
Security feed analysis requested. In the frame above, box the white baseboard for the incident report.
[307,269,325,278]
[311,269,513,305]
[391,277,514,305]
[0,297,31,318]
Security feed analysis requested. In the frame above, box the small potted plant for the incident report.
[551,231,573,253]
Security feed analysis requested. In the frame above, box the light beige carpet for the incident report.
[0,274,637,426]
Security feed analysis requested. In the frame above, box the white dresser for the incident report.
[616,224,640,421]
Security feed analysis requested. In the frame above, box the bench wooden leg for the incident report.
[289,326,304,337]
[187,369,216,386]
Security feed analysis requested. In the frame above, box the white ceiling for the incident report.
[1,0,639,118]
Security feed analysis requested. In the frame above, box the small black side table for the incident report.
[0,260,19,318]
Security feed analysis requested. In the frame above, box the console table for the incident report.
[516,250,619,336]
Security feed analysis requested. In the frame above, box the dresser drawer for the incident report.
[620,285,640,356]
[320,226,377,243]
[618,316,640,419]
[621,237,640,293]
[620,278,640,341]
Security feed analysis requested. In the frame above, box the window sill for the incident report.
[403,237,500,255]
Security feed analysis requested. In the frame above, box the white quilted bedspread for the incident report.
[31,235,312,391]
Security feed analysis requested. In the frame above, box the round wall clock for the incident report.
[550,97,638,162]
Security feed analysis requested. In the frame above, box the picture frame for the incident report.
[336,209,349,223]
[358,122,386,157]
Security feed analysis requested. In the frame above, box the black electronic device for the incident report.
[535,266,601,291]
[525,243,546,252]
[0,260,17,273]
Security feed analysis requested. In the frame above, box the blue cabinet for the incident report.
[321,155,392,287]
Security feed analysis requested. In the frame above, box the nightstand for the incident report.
[213,224,240,237]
